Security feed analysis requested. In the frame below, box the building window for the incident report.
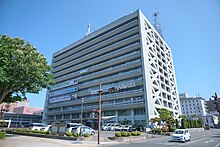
[118,109,131,116]
[104,111,115,116]
[134,108,145,115]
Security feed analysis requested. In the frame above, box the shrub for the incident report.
[65,132,72,137]
[44,131,52,135]
[32,130,39,134]
[169,127,176,132]
[0,132,5,139]
[121,131,128,137]
[115,132,121,137]
[15,128,22,132]
[152,128,162,135]
[127,132,131,137]
[84,133,89,137]
[131,131,137,136]
[136,131,141,136]
[39,130,45,134]
[73,133,78,137]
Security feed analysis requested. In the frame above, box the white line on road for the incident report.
[184,137,209,145]
[215,142,220,147]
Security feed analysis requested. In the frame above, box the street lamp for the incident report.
[81,98,84,124]
[97,83,102,145]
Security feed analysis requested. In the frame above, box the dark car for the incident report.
[128,125,144,132]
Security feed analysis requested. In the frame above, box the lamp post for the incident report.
[97,83,102,144]
[81,98,84,124]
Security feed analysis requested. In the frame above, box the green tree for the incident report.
[175,119,179,128]
[158,108,175,131]
[150,117,161,128]
[0,35,54,103]
[181,119,187,129]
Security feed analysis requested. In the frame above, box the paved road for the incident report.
[0,129,219,147]
[105,129,220,147]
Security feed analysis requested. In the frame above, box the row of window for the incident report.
[53,32,139,73]
[54,48,141,82]
[48,107,146,120]
[54,18,138,61]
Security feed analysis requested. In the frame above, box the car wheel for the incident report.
[91,131,95,135]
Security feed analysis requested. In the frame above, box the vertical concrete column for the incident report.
[115,110,118,123]
[131,109,134,124]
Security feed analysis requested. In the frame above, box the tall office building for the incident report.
[43,10,181,126]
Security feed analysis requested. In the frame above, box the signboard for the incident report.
[50,79,78,90]
[49,86,78,97]
[91,82,136,95]
[48,93,77,103]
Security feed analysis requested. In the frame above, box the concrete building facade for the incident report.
[43,10,181,126]
[179,93,207,118]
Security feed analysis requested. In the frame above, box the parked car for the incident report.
[40,125,52,131]
[107,123,121,131]
[65,123,83,132]
[71,125,95,135]
[101,124,108,131]
[115,125,124,131]
[171,129,191,142]
[30,123,47,131]
[101,123,112,131]
[121,125,131,131]
[128,125,144,132]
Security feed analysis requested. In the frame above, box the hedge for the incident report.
[115,132,121,137]
[84,133,89,137]
[65,132,72,137]
[0,132,5,139]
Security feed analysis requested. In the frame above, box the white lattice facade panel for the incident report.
[139,11,181,120]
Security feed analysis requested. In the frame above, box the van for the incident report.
[65,123,83,132]
[30,123,47,131]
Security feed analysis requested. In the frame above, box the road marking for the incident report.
[215,142,220,147]
[205,141,209,143]
[185,136,208,145]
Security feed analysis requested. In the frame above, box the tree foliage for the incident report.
[0,35,54,103]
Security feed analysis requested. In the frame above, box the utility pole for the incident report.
[97,83,102,144]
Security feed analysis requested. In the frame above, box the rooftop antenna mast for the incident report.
[153,10,163,38]
[86,22,91,36]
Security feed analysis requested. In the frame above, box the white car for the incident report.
[71,126,95,135]
[101,123,112,131]
[108,124,121,131]
[30,123,47,131]
[65,123,83,132]
[171,129,191,142]
[40,125,52,131]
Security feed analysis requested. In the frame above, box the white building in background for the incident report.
[43,10,181,127]
[179,93,207,118]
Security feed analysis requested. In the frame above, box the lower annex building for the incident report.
[43,10,181,127]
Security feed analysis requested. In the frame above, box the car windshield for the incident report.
[174,130,184,134]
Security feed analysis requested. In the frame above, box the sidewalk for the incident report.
[0,135,120,147]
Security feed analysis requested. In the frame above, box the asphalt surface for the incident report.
[105,129,220,147]
[0,129,219,147]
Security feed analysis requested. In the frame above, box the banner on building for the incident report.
[50,79,78,90]
[49,86,78,97]
[48,93,78,103]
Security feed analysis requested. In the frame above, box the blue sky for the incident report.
[0,0,219,108]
